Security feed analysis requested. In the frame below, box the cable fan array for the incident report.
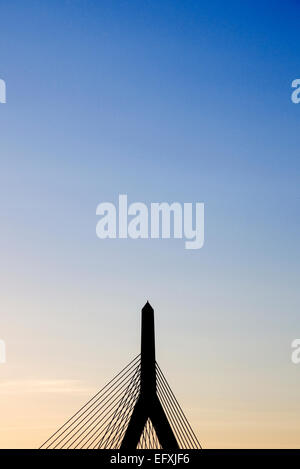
[136,418,162,449]
[40,355,141,449]
[40,355,201,449]
[155,363,201,449]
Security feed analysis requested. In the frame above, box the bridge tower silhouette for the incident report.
[40,302,201,449]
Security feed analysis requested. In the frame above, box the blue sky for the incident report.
[0,0,300,448]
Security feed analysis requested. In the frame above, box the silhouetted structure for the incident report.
[121,302,178,448]
[40,303,201,449]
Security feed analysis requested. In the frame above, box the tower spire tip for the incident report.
[142,301,154,312]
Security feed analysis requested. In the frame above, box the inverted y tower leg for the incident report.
[120,302,179,449]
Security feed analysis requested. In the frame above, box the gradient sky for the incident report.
[1,0,300,448]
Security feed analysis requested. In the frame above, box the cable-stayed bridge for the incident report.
[40,302,201,450]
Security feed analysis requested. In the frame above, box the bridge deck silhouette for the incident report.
[40,302,201,449]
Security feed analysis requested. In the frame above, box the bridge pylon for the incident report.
[40,303,201,450]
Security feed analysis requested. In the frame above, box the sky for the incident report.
[0,0,300,448]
